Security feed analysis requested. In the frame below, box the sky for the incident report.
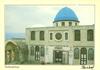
[5,5,95,34]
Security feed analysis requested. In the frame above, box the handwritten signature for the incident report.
[81,65,94,70]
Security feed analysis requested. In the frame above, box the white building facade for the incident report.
[26,7,94,65]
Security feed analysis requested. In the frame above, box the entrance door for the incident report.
[53,50,63,64]
[80,48,87,65]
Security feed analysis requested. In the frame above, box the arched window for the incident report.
[41,46,45,56]
[30,46,34,55]
[74,30,81,41]
[50,33,53,40]
[87,29,94,41]
[88,48,94,60]
[74,48,79,59]
[65,33,68,40]
[31,31,35,40]
[40,31,45,40]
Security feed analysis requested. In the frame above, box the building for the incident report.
[26,7,94,65]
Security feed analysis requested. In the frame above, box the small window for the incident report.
[40,31,44,40]
[62,22,65,26]
[50,33,53,40]
[65,33,68,40]
[74,30,81,41]
[87,29,94,41]
[31,31,35,40]
[69,22,72,26]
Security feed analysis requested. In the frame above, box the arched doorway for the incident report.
[5,41,19,64]
[80,48,87,65]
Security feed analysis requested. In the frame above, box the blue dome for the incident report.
[54,7,79,22]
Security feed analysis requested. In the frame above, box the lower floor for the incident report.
[28,45,94,65]
[5,41,94,65]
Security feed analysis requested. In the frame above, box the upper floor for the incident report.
[26,25,94,46]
